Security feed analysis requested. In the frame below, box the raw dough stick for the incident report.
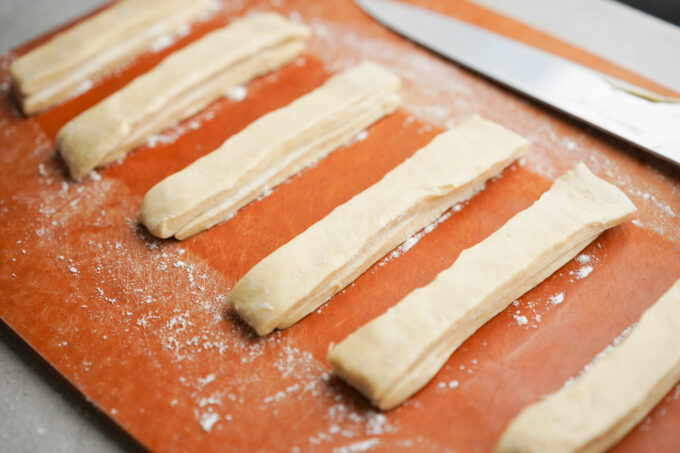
[229,116,528,336]
[495,278,680,453]
[327,164,636,410]
[139,61,401,240]
[57,13,311,179]
[10,0,215,115]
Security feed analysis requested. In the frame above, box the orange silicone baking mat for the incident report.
[1,1,679,451]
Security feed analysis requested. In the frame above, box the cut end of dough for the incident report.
[138,209,174,240]
[327,345,391,410]
[228,288,279,336]
[558,163,637,219]
[57,131,92,181]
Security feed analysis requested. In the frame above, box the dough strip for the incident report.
[327,164,637,410]
[495,278,680,453]
[139,61,401,239]
[229,116,528,335]
[10,0,215,114]
[57,13,311,179]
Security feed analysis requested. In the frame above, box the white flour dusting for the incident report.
[562,322,637,389]
[643,382,680,432]
[72,79,94,98]
[144,101,224,149]
[573,265,593,280]
[354,130,368,142]
[437,380,460,389]
[146,133,175,148]
[198,373,216,386]
[199,411,220,432]
[509,247,603,327]
[549,292,565,305]
[513,315,528,326]
[575,254,591,264]
[149,34,175,52]
[332,438,380,453]
[226,85,248,102]
[377,209,454,268]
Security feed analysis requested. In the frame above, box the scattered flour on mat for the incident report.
[146,134,175,148]
[332,438,380,453]
[437,380,459,390]
[72,79,94,98]
[575,253,591,264]
[344,129,369,148]
[354,130,369,142]
[377,209,454,268]
[198,373,216,386]
[571,265,593,280]
[307,19,477,127]
[510,252,602,328]
[149,33,175,52]
[200,394,222,409]
[434,356,482,389]
[145,102,223,149]
[513,315,528,326]
[1,159,259,435]
[226,85,248,102]
[257,344,398,449]
[549,292,565,305]
[562,322,637,389]
[198,412,220,432]
[639,383,680,431]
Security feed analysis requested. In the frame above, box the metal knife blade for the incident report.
[355,0,680,166]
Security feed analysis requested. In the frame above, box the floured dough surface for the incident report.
[57,12,310,179]
[327,164,637,410]
[229,116,528,335]
[495,278,680,453]
[139,61,401,240]
[10,0,214,114]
